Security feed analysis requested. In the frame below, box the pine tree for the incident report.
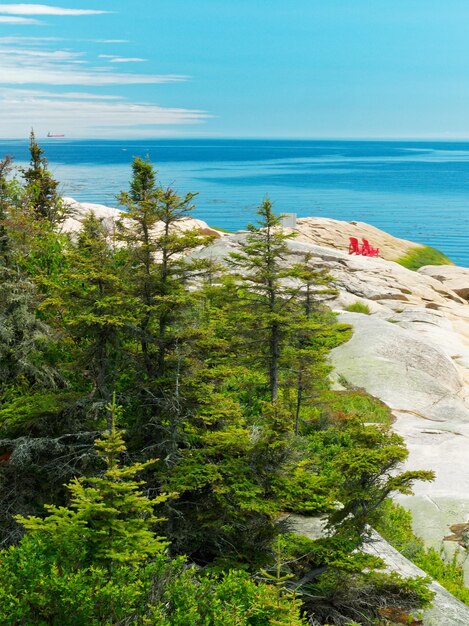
[0,156,58,397]
[21,130,62,224]
[118,162,207,381]
[50,213,137,419]
[228,198,298,401]
[17,395,168,568]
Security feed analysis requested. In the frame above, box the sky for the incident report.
[2,1,469,138]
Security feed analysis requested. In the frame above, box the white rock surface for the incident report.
[418,265,469,301]
[290,216,425,261]
[61,197,224,238]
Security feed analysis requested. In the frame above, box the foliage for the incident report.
[376,499,469,606]
[0,546,306,626]
[396,245,453,271]
[20,130,63,224]
[227,198,299,401]
[271,533,433,626]
[0,142,440,624]
[343,301,371,314]
[303,567,432,626]
[0,391,81,437]
[0,403,305,625]
[324,389,393,426]
[311,418,434,541]
[17,396,168,568]
[47,213,137,417]
[0,267,58,395]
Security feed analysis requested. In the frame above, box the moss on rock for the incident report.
[396,246,453,271]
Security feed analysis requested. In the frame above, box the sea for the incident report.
[1,138,469,267]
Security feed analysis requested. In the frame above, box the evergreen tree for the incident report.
[0,268,57,398]
[118,163,207,381]
[282,253,344,433]
[50,213,137,419]
[228,198,298,401]
[0,156,59,398]
[18,396,168,568]
[117,158,211,460]
[0,155,14,261]
[21,130,62,223]
[324,418,435,543]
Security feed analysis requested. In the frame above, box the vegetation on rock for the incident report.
[344,301,371,315]
[0,142,440,625]
[396,245,453,271]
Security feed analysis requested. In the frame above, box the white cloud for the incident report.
[0,66,185,85]
[3,46,85,61]
[0,4,108,15]
[99,54,146,63]
[0,36,62,43]
[0,88,209,138]
[109,58,146,63]
[94,39,128,44]
[0,87,123,100]
[0,45,186,85]
[0,26,209,138]
[0,15,41,23]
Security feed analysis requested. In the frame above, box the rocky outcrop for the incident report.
[330,312,468,423]
[418,265,469,301]
[61,197,224,238]
[288,216,424,261]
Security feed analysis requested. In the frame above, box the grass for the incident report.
[375,500,469,606]
[396,245,453,271]
[208,225,233,234]
[325,389,393,425]
[344,301,371,315]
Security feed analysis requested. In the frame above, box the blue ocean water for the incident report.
[1,139,469,267]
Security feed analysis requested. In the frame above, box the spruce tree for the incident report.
[117,158,211,460]
[0,156,58,397]
[118,162,206,381]
[17,395,168,568]
[228,198,298,401]
[21,130,62,224]
[0,156,13,261]
[50,213,137,419]
[282,253,343,433]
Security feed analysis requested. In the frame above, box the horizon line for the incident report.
[3,135,469,142]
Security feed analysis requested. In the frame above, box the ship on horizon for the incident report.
[47,132,65,138]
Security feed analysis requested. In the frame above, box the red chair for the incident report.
[348,237,363,255]
[362,239,379,257]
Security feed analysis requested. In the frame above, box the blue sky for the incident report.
[2,1,469,138]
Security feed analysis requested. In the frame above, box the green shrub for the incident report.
[344,301,371,315]
[396,246,453,271]
[0,391,81,437]
[324,389,393,425]
[0,542,307,626]
[376,500,469,605]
